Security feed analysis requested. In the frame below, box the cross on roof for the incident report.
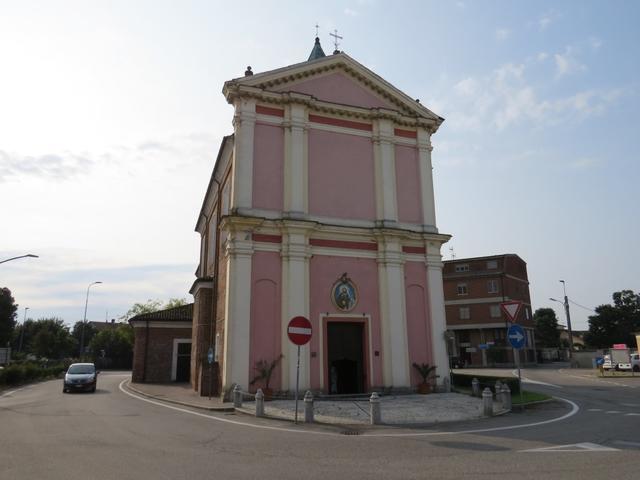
[315,23,319,37]
[330,29,343,52]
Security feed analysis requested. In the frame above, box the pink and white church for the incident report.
[190,38,451,397]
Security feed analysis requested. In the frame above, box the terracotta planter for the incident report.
[417,383,431,394]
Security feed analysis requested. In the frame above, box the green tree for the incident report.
[120,299,163,321]
[71,321,97,349]
[164,298,188,309]
[89,324,134,369]
[533,308,561,348]
[28,318,76,359]
[0,287,18,346]
[584,290,640,348]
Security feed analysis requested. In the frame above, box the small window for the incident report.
[487,260,498,269]
[525,307,530,320]
[457,283,468,295]
[490,305,501,318]
[455,264,469,273]
[494,328,505,340]
[459,307,470,319]
[487,280,499,294]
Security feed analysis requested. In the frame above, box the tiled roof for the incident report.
[128,303,193,323]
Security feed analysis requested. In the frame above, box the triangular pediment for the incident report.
[223,53,443,125]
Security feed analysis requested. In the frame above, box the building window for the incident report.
[494,328,505,340]
[490,305,501,318]
[487,280,499,294]
[457,283,468,295]
[459,307,470,319]
[455,264,469,273]
[487,260,498,269]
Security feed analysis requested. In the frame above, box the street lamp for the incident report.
[80,281,102,359]
[550,279,574,359]
[0,254,39,265]
[18,307,28,352]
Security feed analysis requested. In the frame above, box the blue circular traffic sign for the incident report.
[507,324,526,350]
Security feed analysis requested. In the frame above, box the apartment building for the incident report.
[443,254,536,367]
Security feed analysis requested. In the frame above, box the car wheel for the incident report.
[92,386,96,393]
[62,387,67,393]
[634,366,640,373]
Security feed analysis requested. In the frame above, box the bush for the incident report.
[451,373,520,395]
[0,362,66,386]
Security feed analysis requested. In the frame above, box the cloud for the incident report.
[344,8,358,16]
[537,52,548,62]
[569,157,600,169]
[554,47,586,78]
[538,10,560,30]
[0,150,94,182]
[495,28,511,41]
[589,36,603,51]
[438,60,625,133]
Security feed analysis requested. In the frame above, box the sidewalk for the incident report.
[125,380,505,426]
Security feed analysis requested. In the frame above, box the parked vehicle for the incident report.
[611,348,632,371]
[631,353,640,372]
[63,363,98,393]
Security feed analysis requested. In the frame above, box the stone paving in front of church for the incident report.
[237,392,504,426]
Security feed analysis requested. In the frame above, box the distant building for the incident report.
[443,254,536,367]
[130,304,193,383]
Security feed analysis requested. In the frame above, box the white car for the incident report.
[631,353,640,373]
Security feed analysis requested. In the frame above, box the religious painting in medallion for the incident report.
[331,273,358,312]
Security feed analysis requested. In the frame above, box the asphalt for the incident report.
[125,380,508,426]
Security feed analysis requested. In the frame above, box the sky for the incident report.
[1,0,638,331]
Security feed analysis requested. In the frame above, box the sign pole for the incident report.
[294,345,301,424]
[515,348,523,405]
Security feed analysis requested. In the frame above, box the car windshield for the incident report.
[67,365,95,375]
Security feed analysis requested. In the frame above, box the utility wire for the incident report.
[569,299,596,313]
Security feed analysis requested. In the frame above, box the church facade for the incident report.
[190,39,451,397]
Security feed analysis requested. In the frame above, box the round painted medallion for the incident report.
[331,273,358,312]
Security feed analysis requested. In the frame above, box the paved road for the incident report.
[0,369,638,479]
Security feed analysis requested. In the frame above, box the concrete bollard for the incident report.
[443,377,451,393]
[501,384,512,412]
[255,389,265,417]
[304,390,314,423]
[370,392,381,425]
[233,385,242,408]
[482,387,493,417]
[472,378,480,397]
[495,381,503,403]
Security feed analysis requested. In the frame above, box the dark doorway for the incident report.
[327,322,365,394]
[176,342,191,382]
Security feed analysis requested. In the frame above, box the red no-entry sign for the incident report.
[288,316,312,346]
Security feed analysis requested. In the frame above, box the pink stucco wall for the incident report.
[275,72,393,110]
[395,145,423,224]
[404,261,434,386]
[249,251,282,392]
[252,123,284,211]
[309,255,383,391]
[308,129,376,221]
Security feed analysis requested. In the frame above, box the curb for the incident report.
[124,381,235,412]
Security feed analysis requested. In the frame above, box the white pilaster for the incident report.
[377,239,410,387]
[373,119,398,224]
[283,104,308,215]
[425,241,449,385]
[222,231,253,390]
[232,98,257,211]
[280,224,312,391]
[417,128,437,230]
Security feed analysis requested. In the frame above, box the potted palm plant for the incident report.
[412,363,438,394]
[249,354,283,400]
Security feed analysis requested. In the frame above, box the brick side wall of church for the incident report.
[132,326,192,383]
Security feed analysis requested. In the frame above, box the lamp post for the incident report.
[0,254,39,265]
[80,281,102,360]
[550,279,574,359]
[18,307,29,352]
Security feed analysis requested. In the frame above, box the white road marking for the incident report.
[0,386,28,398]
[510,370,561,388]
[522,442,619,452]
[605,411,622,414]
[119,379,580,438]
[624,413,640,416]
[557,369,637,388]
[587,408,603,412]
